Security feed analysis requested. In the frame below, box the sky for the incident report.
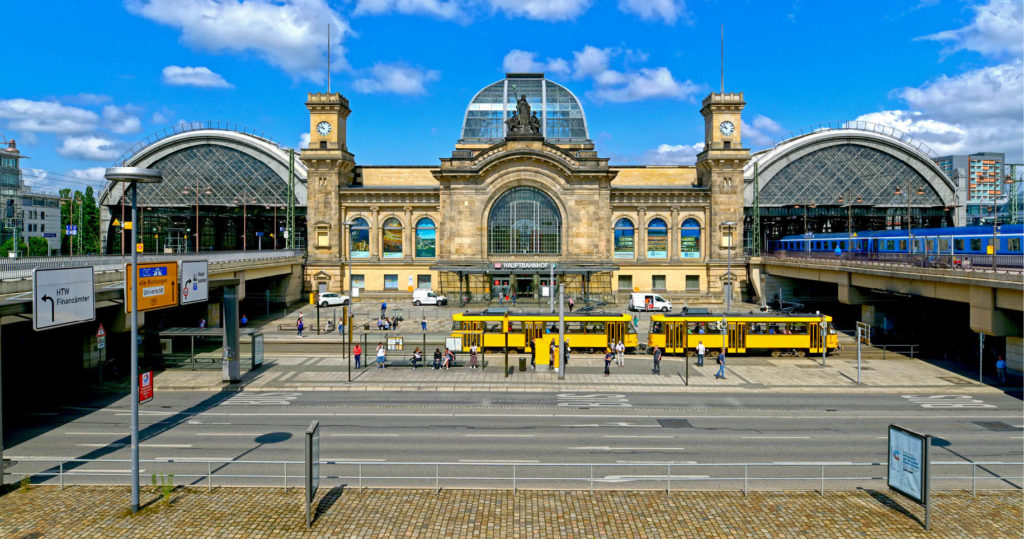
[1,0,1021,195]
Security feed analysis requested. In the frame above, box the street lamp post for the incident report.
[720,221,737,314]
[893,185,925,254]
[104,167,163,515]
[343,220,359,382]
[836,194,863,254]
[183,179,212,252]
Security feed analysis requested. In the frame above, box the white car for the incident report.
[317,292,350,307]
[413,288,447,306]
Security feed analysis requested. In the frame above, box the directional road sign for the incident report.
[125,261,179,313]
[179,260,209,305]
[32,267,95,331]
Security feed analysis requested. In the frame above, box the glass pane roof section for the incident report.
[460,74,590,144]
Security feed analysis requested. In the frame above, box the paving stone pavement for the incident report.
[1,486,1020,537]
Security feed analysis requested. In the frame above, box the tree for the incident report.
[0,238,27,256]
[58,187,101,255]
[28,236,49,256]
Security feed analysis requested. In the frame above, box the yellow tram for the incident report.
[450,311,639,353]
[647,313,839,356]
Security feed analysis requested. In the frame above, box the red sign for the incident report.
[96,324,105,338]
[139,371,154,404]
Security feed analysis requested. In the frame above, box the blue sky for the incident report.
[2,0,1021,194]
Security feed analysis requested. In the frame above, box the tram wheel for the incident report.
[770,350,781,358]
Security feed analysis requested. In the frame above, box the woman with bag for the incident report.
[469,344,479,369]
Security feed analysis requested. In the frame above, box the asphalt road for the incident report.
[4,389,1021,490]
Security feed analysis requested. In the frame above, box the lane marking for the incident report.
[104,410,1024,420]
[742,436,811,439]
[194,433,266,437]
[73,469,145,474]
[458,459,540,463]
[76,443,193,448]
[570,446,686,451]
[329,433,400,437]
[64,432,129,436]
[616,460,697,464]
[604,435,674,439]
[464,434,536,438]
[322,458,386,462]
[598,474,709,482]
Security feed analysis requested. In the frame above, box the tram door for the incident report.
[665,322,686,353]
[462,321,483,352]
[525,322,544,351]
[727,322,746,353]
[810,323,822,354]
[606,321,626,349]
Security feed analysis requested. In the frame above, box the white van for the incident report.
[628,292,672,312]
[413,288,448,306]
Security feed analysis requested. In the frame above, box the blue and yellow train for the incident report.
[771,224,1023,257]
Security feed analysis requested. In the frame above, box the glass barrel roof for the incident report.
[460,74,589,144]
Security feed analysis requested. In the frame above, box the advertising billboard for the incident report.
[888,425,929,504]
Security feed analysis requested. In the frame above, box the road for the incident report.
[4,389,1021,490]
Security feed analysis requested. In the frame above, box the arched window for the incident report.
[349,217,369,258]
[681,218,701,258]
[488,186,561,255]
[415,218,436,258]
[613,218,635,258]
[647,218,667,259]
[381,217,403,258]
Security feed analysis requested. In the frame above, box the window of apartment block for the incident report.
[652,275,666,290]
[384,274,398,290]
[685,275,700,291]
[617,275,632,291]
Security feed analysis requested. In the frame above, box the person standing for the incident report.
[376,342,386,368]
[549,339,556,369]
[353,343,362,369]
[469,344,478,369]
[381,301,387,319]
[296,313,304,338]
[562,341,571,367]
[696,341,706,367]
[652,345,662,375]
[603,348,613,376]
[996,355,1007,385]
[240,314,248,328]
[715,349,726,379]
[615,340,625,367]
[421,316,428,332]
[511,291,517,306]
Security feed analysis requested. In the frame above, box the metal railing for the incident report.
[0,249,304,281]
[764,251,1024,273]
[4,457,1021,494]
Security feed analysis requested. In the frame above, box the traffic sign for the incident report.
[43,232,57,238]
[255,231,264,237]
[65,225,78,236]
[32,267,95,331]
[97,323,106,349]
[179,260,209,305]
[125,261,179,313]
[139,371,153,404]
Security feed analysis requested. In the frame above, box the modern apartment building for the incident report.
[934,152,1005,224]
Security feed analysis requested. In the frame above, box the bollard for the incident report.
[283,462,287,491]
[590,464,594,494]
[59,460,63,490]
[820,465,825,496]
[436,464,440,493]
[359,463,363,490]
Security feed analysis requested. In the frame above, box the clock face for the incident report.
[316,121,332,136]
[719,120,735,136]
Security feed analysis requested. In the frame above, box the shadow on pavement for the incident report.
[314,485,347,523]
[863,488,922,528]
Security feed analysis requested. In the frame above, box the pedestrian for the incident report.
[603,348,613,376]
[562,341,571,367]
[421,316,427,331]
[511,291,517,306]
[199,317,207,329]
[696,341,706,367]
[499,292,505,305]
[470,344,478,369]
[549,339,556,369]
[996,355,1007,385]
[412,347,423,369]
[324,319,333,334]
[652,345,662,375]
[391,317,399,331]
[296,313,304,337]
[530,345,536,370]
[376,342,386,368]
[715,349,726,379]
[615,340,625,367]
[568,297,575,312]
[240,314,248,328]
[381,301,387,318]
[632,315,639,331]
[353,343,362,369]
[377,318,383,330]
[433,348,442,369]
[443,347,454,370]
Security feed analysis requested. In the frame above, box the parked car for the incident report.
[317,292,350,307]
[413,288,448,306]
[628,292,672,312]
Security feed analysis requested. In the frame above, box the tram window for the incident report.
[939,239,949,251]
[452,321,463,330]
[1009,238,1021,252]
[788,323,808,335]
[508,321,524,332]
[926,239,934,252]
[970,238,982,251]
[585,322,606,333]
[954,238,964,251]
[651,321,664,334]
[885,240,895,251]
[898,240,907,251]
[484,321,502,332]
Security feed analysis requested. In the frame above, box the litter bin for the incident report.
[518,357,526,372]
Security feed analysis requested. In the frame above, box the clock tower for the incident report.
[696,92,750,261]
[300,92,355,293]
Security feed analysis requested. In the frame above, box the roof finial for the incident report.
[327,23,331,93]
[720,24,724,94]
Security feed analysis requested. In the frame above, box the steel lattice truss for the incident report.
[122,145,294,207]
[759,144,944,208]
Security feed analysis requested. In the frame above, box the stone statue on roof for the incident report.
[505,94,542,138]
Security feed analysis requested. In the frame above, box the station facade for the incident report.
[301,73,749,301]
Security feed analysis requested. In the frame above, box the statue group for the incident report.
[505,94,541,137]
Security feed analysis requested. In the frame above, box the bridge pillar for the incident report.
[969,285,1020,337]
[837,273,869,305]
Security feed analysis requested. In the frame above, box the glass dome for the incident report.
[460,74,590,144]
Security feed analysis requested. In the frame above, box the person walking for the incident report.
[240,314,248,328]
[511,291,517,306]
[715,349,726,379]
[652,345,662,375]
[615,340,625,367]
[433,348,442,369]
[469,344,478,369]
[381,301,387,319]
[996,355,1007,385]
[376,342,387,368]
[421,316,428,332]
[562,341,571,367]
[603,348,613,376]
[696,341,706,367]
[296,313,304,338]
[353,343,362,369]
[568,297,575,313]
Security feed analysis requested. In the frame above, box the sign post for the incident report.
[305,420,320,529]
[978,332,985,383]
[888,425,932,530]
[32,267,95,331]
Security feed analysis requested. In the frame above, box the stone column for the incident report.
[670,206,680,262]
[404,205,413,261]
[370,205,380,261]
[637,207,647,262]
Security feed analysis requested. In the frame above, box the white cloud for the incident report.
[502,50,570,75]
[642,141,704,165]
[742,114,785,147]
[897,61,1022,121]
[572,45,613,79]
[918,0,1022,58]
[21,168,51,190]
[617,0,687,24]
[353,0,463,20]
[68,167,108,180]
[298,132,310,149]
[162,65,234,88]
[56,135,121,161]
[0,98,98,134]
[127,0,350,82]
[352,63,440,95]
[589,67,700,103]
[102,105,142,134]
[487,0,592,21]
[66,93,113,105]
